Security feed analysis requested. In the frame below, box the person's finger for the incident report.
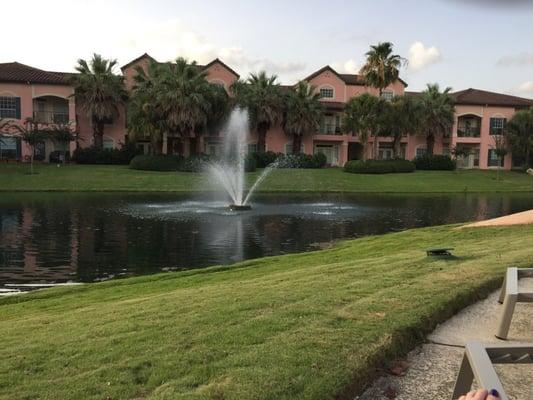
[458,396,466,400]
[465,390,476,399]
[472,389,488,399]
[486,389,501,400]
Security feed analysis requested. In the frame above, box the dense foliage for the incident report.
[73,143,141,165]
[413,154,456,170]
[71,54,128,149]
[129,153,257,172]
[506,107,533,169]
[276,152,327,169]
[344,159,415,174]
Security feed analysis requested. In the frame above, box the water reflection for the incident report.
[1,192,533,285]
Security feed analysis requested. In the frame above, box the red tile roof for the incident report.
[451,88,533,107]
[303,65,407,87]
[0,62,71,85]
[407,88,533,107]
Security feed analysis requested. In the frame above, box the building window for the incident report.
[416,147,427,157]
[319,87,334,99]
[285,143,304,154]
[489,117,506,135]
[0,96,21,119]
[103,138,115,150]
[488,149,503,167]
[381,91,394,102]
[205,141,222,156]
[247,143,257,154]
[0,136,20,160]
[442,146,451,156]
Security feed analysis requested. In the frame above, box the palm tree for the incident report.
[7,118,50,174]
[232,72,283,153]
[283,82,324,154]
[418,84,455,156]
[360,42,406,96]
[343,93,383,161]
[506,107,533,169]
[71,54,128,149]
[128,61,168,154]
[360,42,406,158]
[129,58,229,155]
[492,134,508,181]
[382,95,423,158]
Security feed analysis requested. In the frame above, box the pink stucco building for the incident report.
[1,54,532,169]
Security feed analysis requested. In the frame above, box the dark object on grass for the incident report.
[426,247,454,257]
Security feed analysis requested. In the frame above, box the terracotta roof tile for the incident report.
[451,88,533,107]
[0,62,70,85]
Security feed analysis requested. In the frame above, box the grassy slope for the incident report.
[2,224,533,400]
[1,163,533,192]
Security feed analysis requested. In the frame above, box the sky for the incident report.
[3,0,533,95]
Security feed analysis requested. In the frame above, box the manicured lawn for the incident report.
[2,224,533,399]
[1,163,533,192]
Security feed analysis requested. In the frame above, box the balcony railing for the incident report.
[457,126,480,138]
[33,110,69,125]
[319,124,341,135]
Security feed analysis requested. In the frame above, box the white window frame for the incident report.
[318,85,335,99]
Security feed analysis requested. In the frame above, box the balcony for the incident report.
[33,110,69,125]
[457,126,481,138]
[319,124,342,135]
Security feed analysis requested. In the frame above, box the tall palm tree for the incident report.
[360,42,406,96]
[506,107,533,169]
[360,42,406,158]
[283,82,324,154]
[343,93,383,161]
[128,61,168,154]
[418,84,455,155]
[232,72,283,153]
[383,95,423,158]
[71,54,128,149]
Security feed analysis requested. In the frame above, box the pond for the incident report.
[1,192,533,286]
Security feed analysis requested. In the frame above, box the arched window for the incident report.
[381,90,394,102]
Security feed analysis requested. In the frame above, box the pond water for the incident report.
[1,192,533,285]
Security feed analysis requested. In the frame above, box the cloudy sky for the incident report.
[3,0,533,95]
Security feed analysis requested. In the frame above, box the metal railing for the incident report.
[33,111,69,124]
[457,126,481,137]
[319,124,341,135]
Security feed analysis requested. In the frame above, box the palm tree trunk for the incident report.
[361,136,368,162]
[393,135,402,158]
[257,126,267,153]
[93,121,104,150]
[292,135,302,154]
[372,134,379,159]
[426,132,435,156]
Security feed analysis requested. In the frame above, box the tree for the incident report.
[360,42,406,158]
[492,134,508,181]
[128,58,229,155]
[381,95,423,158]
[506,107,533,169]
[71,54,128,149]
[232,71,283,153]
[282,82,324,154]
[360,42,406,96]
[418,84,455,155]
[343,93,383,161]
[7,119,48,174]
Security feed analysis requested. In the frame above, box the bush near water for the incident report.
[252,151,327,169]
[129,153,257,172]
[413,155,456,171]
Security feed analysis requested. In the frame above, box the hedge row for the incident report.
[129,154,257,172]
[73,143,141,165]
[344,155,457,174]
[344,159,415,174]
[413,154,457,171]
[130,152,328,172]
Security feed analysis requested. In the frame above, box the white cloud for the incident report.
[331,59,362,74]
[1,2,304,82]
[511,81,533,96]
[408,41,441,71]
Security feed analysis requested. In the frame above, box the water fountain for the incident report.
[208,108,277,211]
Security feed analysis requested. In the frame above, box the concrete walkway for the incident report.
[357,278,533,400]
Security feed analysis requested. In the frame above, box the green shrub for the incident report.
[129,155,182,171]
[252,151,282,168]
[344,159,415,174]
[73,142,141,165]
[276,153,327,169]
[414,155,456,170]
[129,153,257,173]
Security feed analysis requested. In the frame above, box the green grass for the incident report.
[1,163,533,192]
[2,224,533,399]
